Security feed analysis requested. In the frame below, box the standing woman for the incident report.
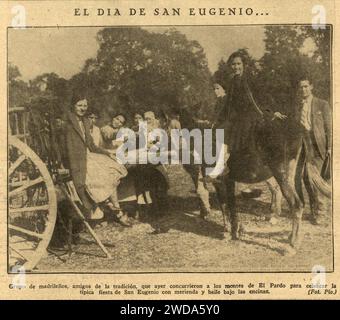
[64,94,130,226]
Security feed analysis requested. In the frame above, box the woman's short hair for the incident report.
[134,111,144,118]
[113,113,127,124]
[87,109,99,118]
[71,92,87,107]
[226,50,250,68]
[298,73,313,85]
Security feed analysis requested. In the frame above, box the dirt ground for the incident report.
[37,165,333,273]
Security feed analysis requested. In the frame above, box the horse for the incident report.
[164,106,283,225]
[218,115,310,252]
[176,102,330,253]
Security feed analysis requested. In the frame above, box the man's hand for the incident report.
[272,112,288,120]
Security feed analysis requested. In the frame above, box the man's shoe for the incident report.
[310,215,325,226]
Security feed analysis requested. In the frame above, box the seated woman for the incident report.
[64,94,130,227]
[131,112,144,133]
[87,110,103,148]
[101,113,127,150]
[100,112,143,218]
[142,111,170,233]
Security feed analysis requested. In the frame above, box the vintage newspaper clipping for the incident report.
[0,0,339,300]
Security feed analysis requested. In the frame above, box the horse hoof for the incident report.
[199,215,207,221]
[269,217,279,225]
[223,224,231,233]
[231,233,240,241]
[239,225,246,237]
[222,232,231,240]
[290,241,301,250]
[289,233,301,249]
[282,246,297,256]
[199,209,210,220]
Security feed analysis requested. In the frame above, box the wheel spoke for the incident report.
[9,155,26,176]
[8,136,57,270]
[9,224,44,239]
[9,244,30,262]
[10,205,49,214]
[9,177,44,197]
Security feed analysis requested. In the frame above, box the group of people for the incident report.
[64,99,172,232]
[61,49,331,245]
[210,51,331,227]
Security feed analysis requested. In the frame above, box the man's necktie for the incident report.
[78,120,86,139]
[300,99,311,131]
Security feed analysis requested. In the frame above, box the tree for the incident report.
[69,27,215,123]
[8,63,30,109]
[29,72,70,114]
[213,26,331,116]
[258,26,331,114]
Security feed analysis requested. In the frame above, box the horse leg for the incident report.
[266,177,282,219]
[213,179,230,233]
[183,164,211,218]
[272,167,303,249]
[225,177,242,240]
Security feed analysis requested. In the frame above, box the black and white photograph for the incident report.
[7,24,333,274]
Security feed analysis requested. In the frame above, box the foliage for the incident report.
[8,63,31,109]
[29,73,70,113]
[258,26,331,114]
[68,27,216,123]
[213,26,331,115]
[9,26,331,129]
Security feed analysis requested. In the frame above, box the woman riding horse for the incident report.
[221,50,304,249]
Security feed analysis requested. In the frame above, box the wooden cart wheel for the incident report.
[8,136,57,271]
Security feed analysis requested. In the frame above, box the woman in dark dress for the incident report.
[225,51,286,183]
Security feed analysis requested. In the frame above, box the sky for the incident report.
[8,26,266,82]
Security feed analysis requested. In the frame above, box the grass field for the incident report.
[37,165,333,273]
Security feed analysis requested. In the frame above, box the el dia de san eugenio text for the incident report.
[74,7,269,17]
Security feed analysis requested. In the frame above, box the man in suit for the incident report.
[294,76,331,225]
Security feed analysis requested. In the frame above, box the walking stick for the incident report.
[59,182,112,259]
